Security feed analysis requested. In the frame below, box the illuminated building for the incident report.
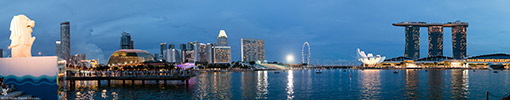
[206,43,215,64]
[121,32,134,49]
[405,25,420,59]
[217,30,228,46]
[60,21,70,61]
[193,42,214,64]
[428,25,443,57]
[241,38,265,62]
[393,21,468,59]
[357,48,385,67]
[166,43,180,63]
[452,25,467,59]
[214,46,231,63]
[160,43,167,60]
[180,43,187,62]
[55,41,63,60]
[166,48,181,63]
[107,49,155,67]
[71,54,86,67]
[466,54,510,69]
[214,30,231,64]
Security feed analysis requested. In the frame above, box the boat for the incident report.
[316,71,322,74]
[393,71,398,74]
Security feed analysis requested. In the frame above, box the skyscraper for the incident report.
[452,25,467,59]
[217,30,228,46]
[214,30,231,63]
[428,26,443,57]
[187,42,195,51]
[195,42,209,63]
[393,21,468,59]
[60,22,70,61]
[168,44,175,49]
[121,32,134,49]
[405,25,420,59]
[166,48,181,63]
[56,41,63,60]
[241,38,265,62]
[214,46,231,63]
[0,49,3,58]
[160,43,167,60]
[180,44,187,62]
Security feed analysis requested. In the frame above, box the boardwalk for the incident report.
[65,70,199,86]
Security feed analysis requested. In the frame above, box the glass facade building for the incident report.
[160,43,167,60]
[60,22,70,61]
[241,38,265,62]
[214,30,231,64]
[121,32,134,49]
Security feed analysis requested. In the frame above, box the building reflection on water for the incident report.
[360,70,382,99]
[405,69,420,99]
[61,69,482,99]
[450,69,469,99]
[404,69,470,99]
[256,71,269,99]
[196,72,232,99]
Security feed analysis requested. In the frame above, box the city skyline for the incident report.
[1,1,510,64]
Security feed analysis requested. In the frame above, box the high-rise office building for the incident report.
[452,25,467,59]
[206,43,215,64]
[214,46,231,63]
[180,44,187,62]
[241,38,265,62]
[166,48,181,63]
[214,30,231,63]
[187,42,195,51]
[56,41,63,60]
[217,30,228,46]
[405,25,420,59]
[428,26,443,57]
[160,43,167,60]
[168,44,175,49]
[0,49,3,58]
[121,32,134,49]
[195,42,210,63]
[60,22,71,61]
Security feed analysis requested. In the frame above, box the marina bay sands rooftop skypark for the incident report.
[392,21,468,27]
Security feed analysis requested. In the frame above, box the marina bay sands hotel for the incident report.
[392,21,468,59]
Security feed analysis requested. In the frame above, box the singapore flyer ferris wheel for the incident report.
[302,42,311,64]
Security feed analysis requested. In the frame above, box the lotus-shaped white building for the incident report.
[357,48,386,66]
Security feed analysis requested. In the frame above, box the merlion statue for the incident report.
[8,15,35,57]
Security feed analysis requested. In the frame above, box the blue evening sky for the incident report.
[0,0,509,65]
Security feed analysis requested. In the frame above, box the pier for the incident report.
[65,70,199,87]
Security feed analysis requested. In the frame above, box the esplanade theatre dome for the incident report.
[107,49,155,66]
